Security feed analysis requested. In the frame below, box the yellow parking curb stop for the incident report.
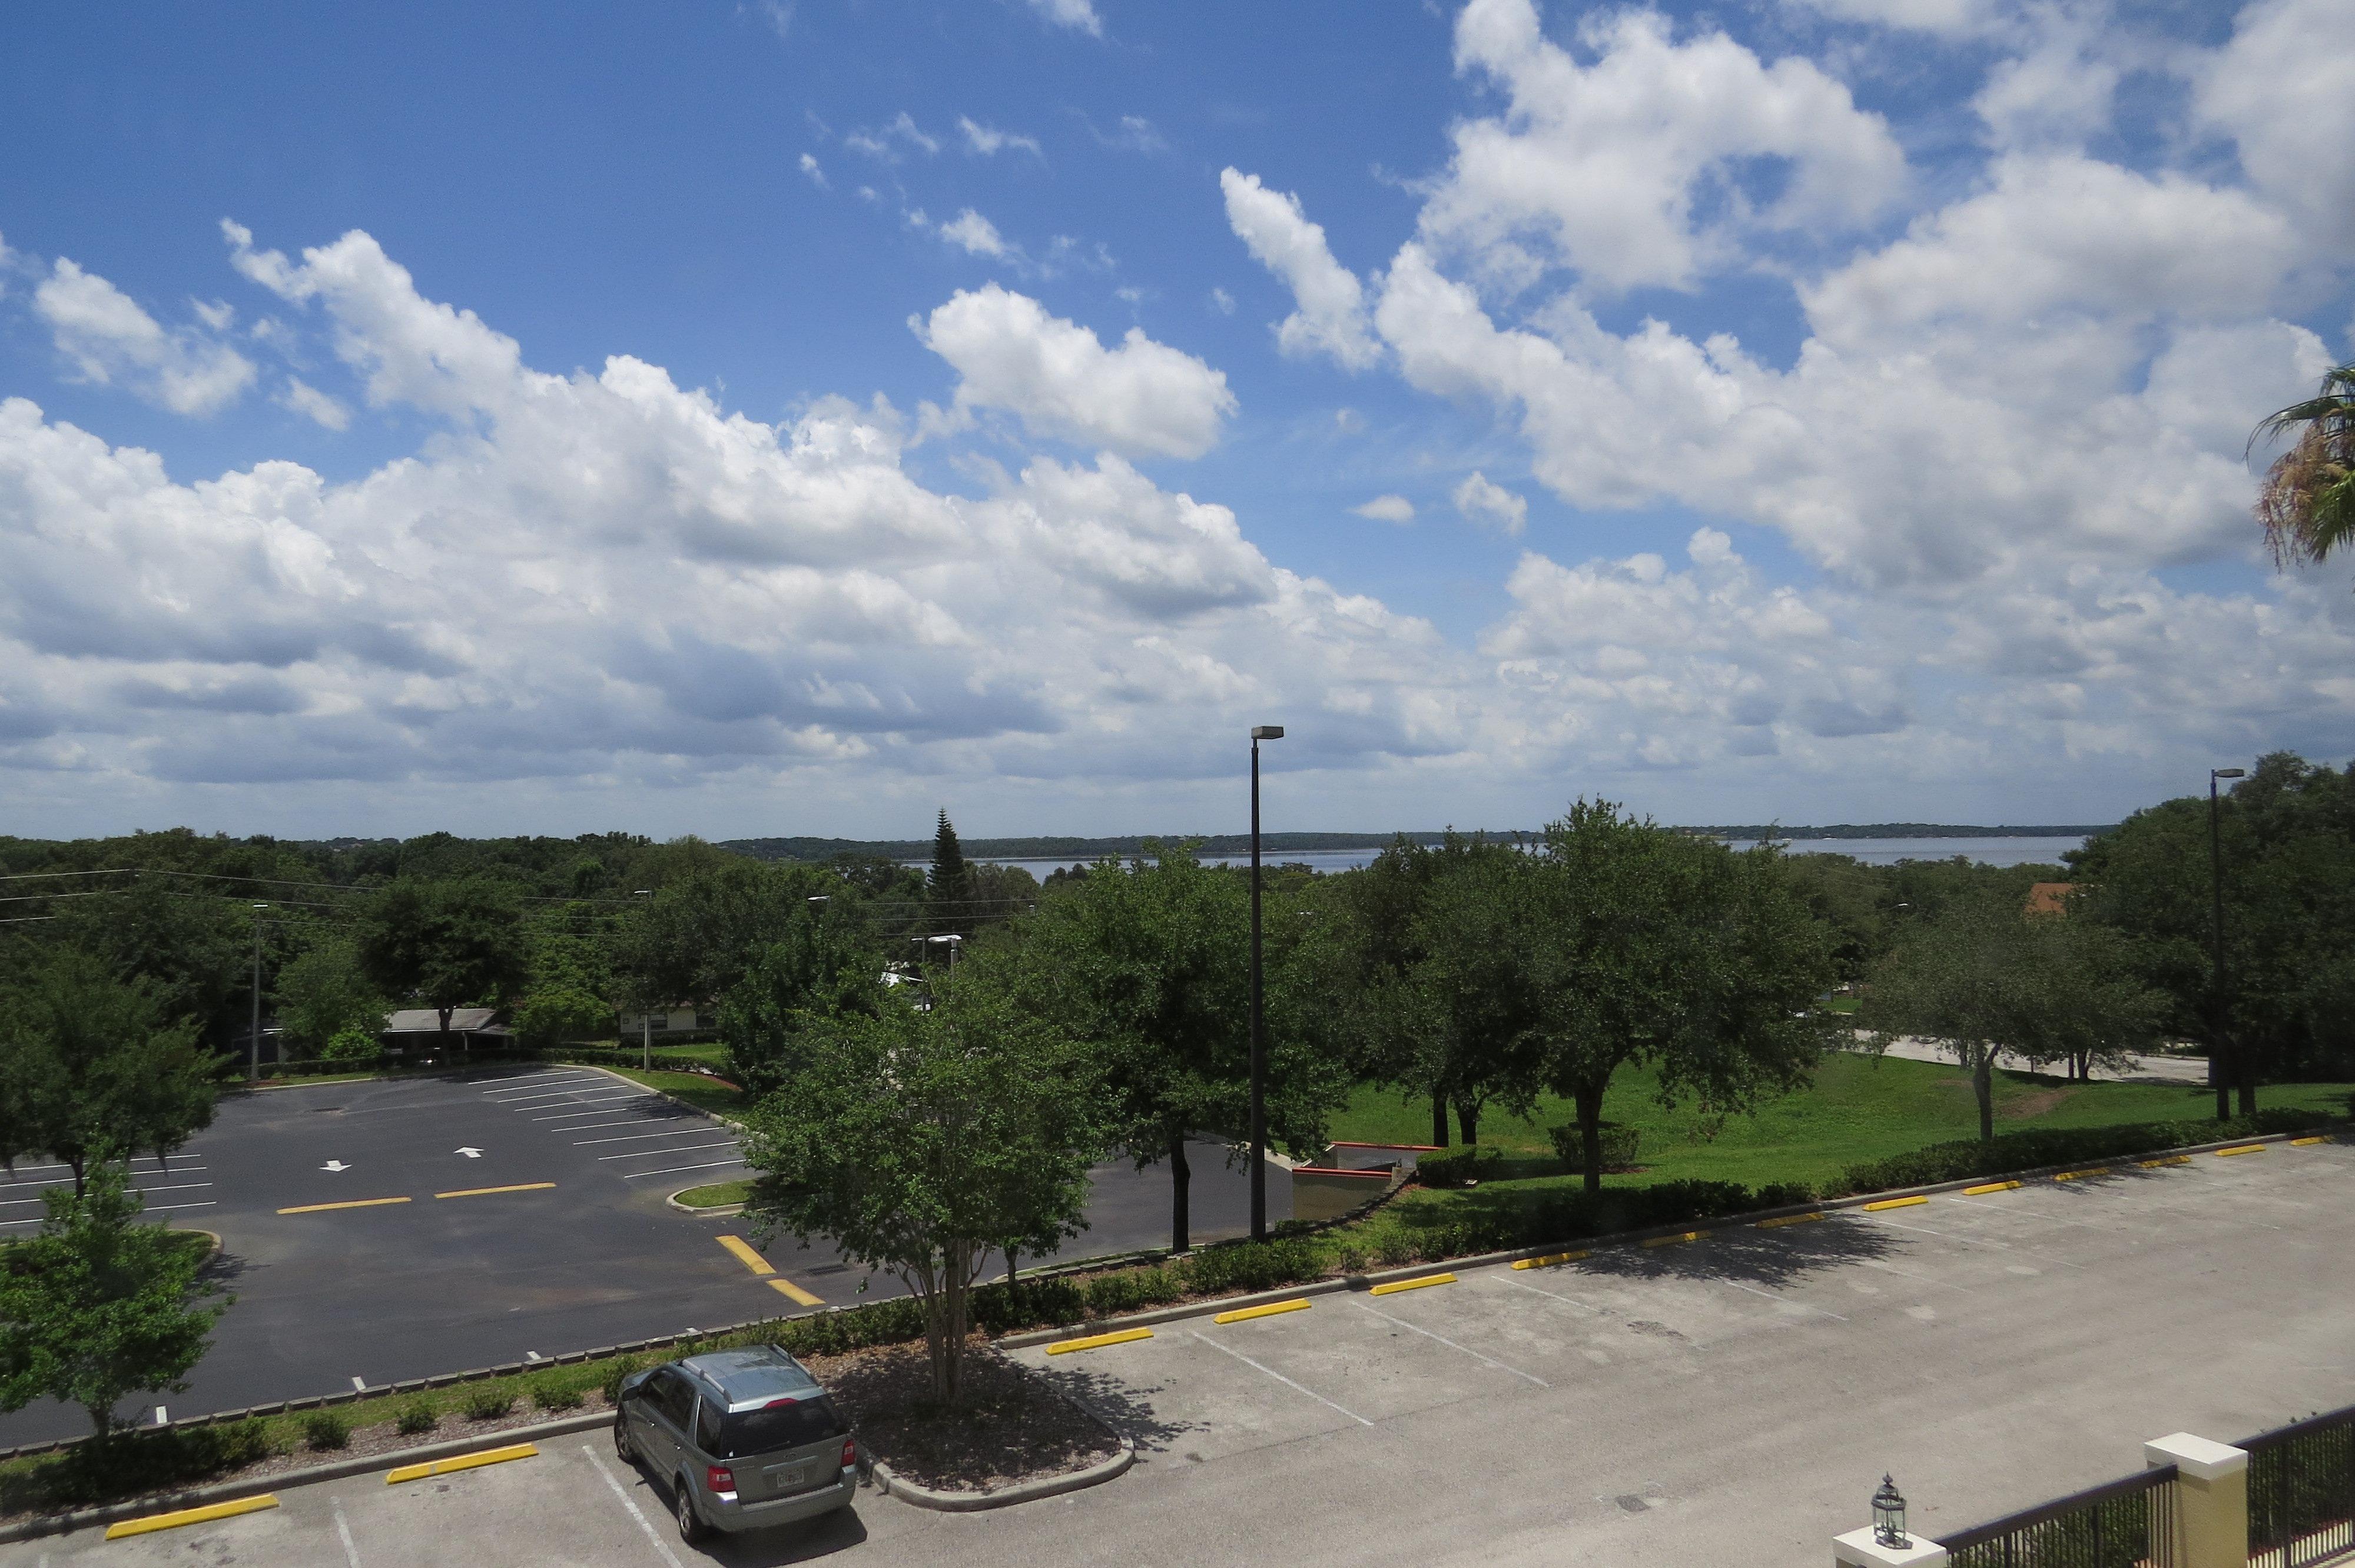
[2289,1135,2333,1147]
[1756,1212,1823,1229]
[1369,1272,1456,1296]
[386,1443,539,1484]
[1640,1231,1704,1249]
[105,1494,278,1539]
[1214,1298,1312,1325]
[1962,1181,2022,1195]
[2140,1155,2190,1168]
[767,1276,824,1307]
[1862,1195,1928,1211]
[717,1235,774,1275]
[2214,1145,2266,1158]
[277,1197,410,1215]
[1046,1327,1153,1355]
[2053,1168,2109,1182]
[1513,1250,1589,1267]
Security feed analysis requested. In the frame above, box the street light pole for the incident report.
[2208,767,2245,1121]
[1248,723,1284,1243]
[249,904,267,1083]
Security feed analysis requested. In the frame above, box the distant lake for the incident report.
[954,835,2085,879]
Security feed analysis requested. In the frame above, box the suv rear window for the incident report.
[706,1396,844,1459]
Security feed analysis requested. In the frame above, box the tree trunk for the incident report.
[437,1004,455,1058]
[1168,1132,1191,1254]
[1454,1099,1478,1147]
[1574,1084,1605,1195]
[2236,1051,2257,1118]
[1974,1051,1994,1143]
[67,1152,87,1199]
[1431,1091,1449,1149]
[940,1241,970,1408]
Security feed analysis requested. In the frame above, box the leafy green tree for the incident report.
[718,903,885,1096]
[2253,362,2355,574]
[0,950,221,1195]
[610,860,835,1017]
[1529,803,1835,1190]
[273,938,386,1059]
[1862,893,2165,1140]
[48,879,250,1051]
[741,991,1103,1406]
[511,988,612,1049]
[1392,842,1552,1147]
[0,1160,228,1437]
[353,879,529,1051]
[926,810,972,935]
[2072,753,2355,1109]
[987,848,1338,1253]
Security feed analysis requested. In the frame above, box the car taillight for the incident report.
[840,1437,857,1468]
[706,1464,735,1494]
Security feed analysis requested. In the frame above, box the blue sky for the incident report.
[2,0,2351,841]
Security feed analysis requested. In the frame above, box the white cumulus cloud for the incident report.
[1219,169,1381,370]
[1026,0,1102,36]
[1452,471,1527,535]
[1354,494,1415,524]
[913,284,1236,459]
[32,258,256,416]
[960,117,1041,157]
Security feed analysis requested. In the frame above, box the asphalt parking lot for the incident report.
[0,1067,1279,1448]
[19,1137,2351,1567]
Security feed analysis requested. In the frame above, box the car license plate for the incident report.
[767,1464,806,1490]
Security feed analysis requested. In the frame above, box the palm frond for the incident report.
[2252,363,2355,573]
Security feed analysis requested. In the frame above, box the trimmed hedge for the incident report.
[1383,1178,1820,1261]
[1830,1108,2333,1195]
[18,1421,276,1509]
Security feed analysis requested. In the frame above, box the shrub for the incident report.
[1333,1242,1371,1274]
[1832,1109,2333,1197]
[462,1386,516,1420]
[1373,1234,1417,1267]
[1180,1238,1324,1296]
[396,1398,439,1436]
[599,1354,651,1406]
[301,1411,350,1451]
[1546,1122,1640,1172]
[37,1421,277,1509]
[528,1371,586,1412]
[1413,1146,1492,1189]
[319,1025,379,1064]
[1083,1265,1185,1318]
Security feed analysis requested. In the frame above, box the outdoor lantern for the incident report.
[1872,1474,1910,1548]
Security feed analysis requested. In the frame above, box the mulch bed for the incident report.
[805,1338,1119,1494]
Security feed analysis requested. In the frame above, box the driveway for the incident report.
[21,1137,2351,1567]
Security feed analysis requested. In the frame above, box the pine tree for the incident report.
[927,810,971,935]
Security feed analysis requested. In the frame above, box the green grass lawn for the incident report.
[1327,1051,2354,1192]
[606,1066,746,1118]
[673,1178,752,1208]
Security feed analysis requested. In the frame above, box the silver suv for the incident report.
[614,1346,858,1543]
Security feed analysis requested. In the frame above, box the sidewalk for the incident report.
[1859,1035,2210,1085]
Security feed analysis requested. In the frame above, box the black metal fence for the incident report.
[2243,1403,2355,1568]
[1941,1465,2180,1568]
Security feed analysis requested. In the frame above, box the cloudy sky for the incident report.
[2,0,2351,842]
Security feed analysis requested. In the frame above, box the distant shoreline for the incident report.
[721,825,2111,862]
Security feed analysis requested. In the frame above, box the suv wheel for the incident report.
[676,1481,711,1545]
[612,1414,634,1465]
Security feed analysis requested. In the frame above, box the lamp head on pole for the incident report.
[1870,1475,1909,1549]
[2213,768,2245,780]
[1251,725,1284,741]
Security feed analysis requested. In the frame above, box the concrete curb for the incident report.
[868,1437,1135,1512]
[0,1411,615,1544]
[666,1190,746,1216]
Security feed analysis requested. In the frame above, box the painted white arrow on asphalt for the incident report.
[321,1160,350,1172]
[455,1147,483,1158]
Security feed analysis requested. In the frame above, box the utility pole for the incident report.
[1248,723,1283,1242]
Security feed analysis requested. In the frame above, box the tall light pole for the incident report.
[1248,723,1284,1242]
[2208,767,2245,1121]
[249,903,268,1082]
[632,889,654,1071]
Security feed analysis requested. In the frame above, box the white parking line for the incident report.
[1713,1277,1849,1323]
[622,1158,746,1178]
[1861,1213,2089,1271]
[600,1142,737,1161]
[1498,1274,1606,1314]
[583,1443,685,1568]
[1352,1300,1550,1387]
[476,1068,590,1084]
[482,1072,603,1092]
[331,1494,362,1567]
[550,1118,689,1134]
[486,1087,621,1106]
[572,1127,727,1146]
[532,1099,650,1120]
[1189,1330,1373,1426]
